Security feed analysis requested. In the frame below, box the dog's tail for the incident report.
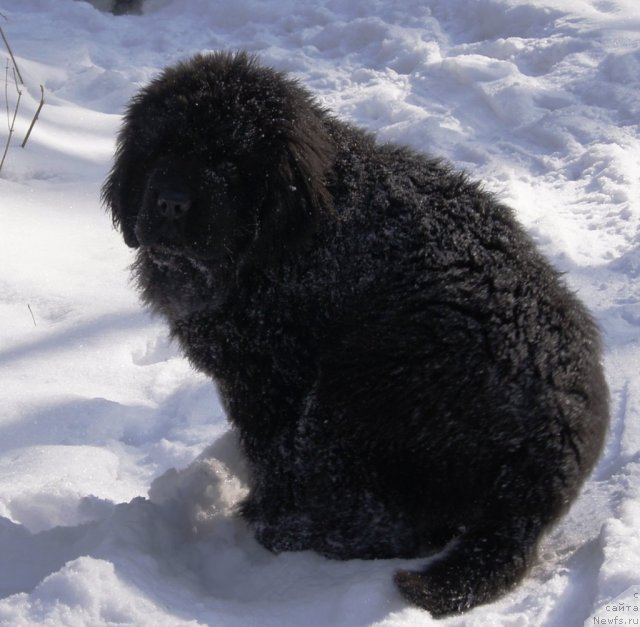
[394,516,542,618]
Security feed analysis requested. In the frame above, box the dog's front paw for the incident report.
[252,514,316,553]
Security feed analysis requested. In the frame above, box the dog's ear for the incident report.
[101,142,141,249]
[253,108,335,261]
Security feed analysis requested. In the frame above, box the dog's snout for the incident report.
[157,192,191,220]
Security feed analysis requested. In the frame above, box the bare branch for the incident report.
[0,63,22,172]
[4,61,9,130]
[27,304,37,327]
[0,25,23,84]
[22,84,44,148]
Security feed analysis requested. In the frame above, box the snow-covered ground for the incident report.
[0,0,639,624]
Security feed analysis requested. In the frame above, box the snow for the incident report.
[0,0,639,624]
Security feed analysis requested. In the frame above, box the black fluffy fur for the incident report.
[103,51,609,617]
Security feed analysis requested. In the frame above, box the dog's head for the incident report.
[102,51,335,266]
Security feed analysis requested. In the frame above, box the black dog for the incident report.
[103,51,609,617]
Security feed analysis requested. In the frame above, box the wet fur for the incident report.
[103,51,609,617]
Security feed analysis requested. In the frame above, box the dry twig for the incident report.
[22,84,44,148]
[0,60,22,172]
[0,25,23,84]
[0,22,44,171]
[27,304,37,327]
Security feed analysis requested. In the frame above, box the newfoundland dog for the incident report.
[103,51,609,617]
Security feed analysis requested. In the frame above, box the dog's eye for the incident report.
[202,162,240,191]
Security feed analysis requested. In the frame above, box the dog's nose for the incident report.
[157,192,191,220]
